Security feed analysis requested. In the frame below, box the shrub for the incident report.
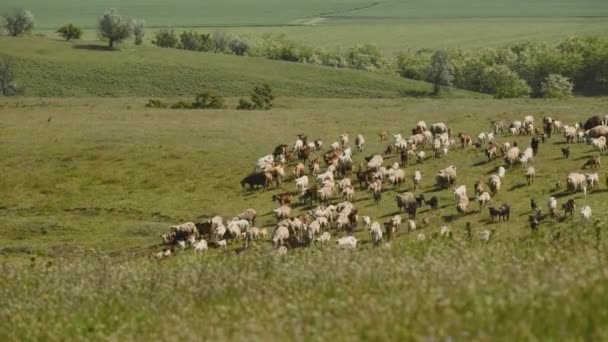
[346,44,386,72]
[98,9,132,48]
[1,9,35,36]
[480,64,531,98]
[145,99,167,108]
[191,91,225,109]
[236,98,254,110]
[541,74,573,98]
[395,50,431,80]
[212,31,232,53]
[131,19,145,45]
[56,24,82,41]
[179,31,214,52]
[0,56,18,96]
[152,29,178,48]
[251,84,274,110]
[170,101,191,109]
[228,36,251,56]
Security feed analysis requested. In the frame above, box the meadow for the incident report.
[1,96,608,339]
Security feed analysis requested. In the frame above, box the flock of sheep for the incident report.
[154,113,608,258]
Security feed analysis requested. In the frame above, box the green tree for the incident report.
[480,64,531,99]
[56,24,82,41]
[541,74,573,98]
[427,49,454,95]
[251,84,274,110]
[152,29,178,48]
[1,9,35,36]
[131,19,145,45]
[98,9,132,48]
[0,57,18,96]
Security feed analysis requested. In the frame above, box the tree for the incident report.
[480,64,531,99]
[0,57,18,96]
[131,19,145,45]
[56,24,82,41]
[427,49,454,95]
[98,9,132,48]
[541,74,573,98]
[179,31,213,52]
[152,29,178,48]
[228,36,251,56]
[251,84,274,110]
[212,31,232,53]
[2,9,35,36]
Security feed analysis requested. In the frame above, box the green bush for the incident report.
[191,91,225,109]
[541,74,573,98]
[145,99,167,108]
[56,24,82,41]
[170,100,191,109]
[427,49,454,95]
[236,98,254,110]
[480,64,531,99]
[251,84,274,110]
[179,31,214,52]
[346,44,387,72]
[152,29,178,48]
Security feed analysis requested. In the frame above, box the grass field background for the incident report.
[1,97,608,339]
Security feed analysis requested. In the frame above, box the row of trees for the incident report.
[146,85,275,110]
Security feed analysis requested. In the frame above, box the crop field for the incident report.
[2,97,608,339]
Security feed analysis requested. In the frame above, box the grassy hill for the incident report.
[0,37,483,98]
[1,97,608,339]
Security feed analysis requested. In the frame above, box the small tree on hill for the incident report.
[56,24,82,41]
[427,49,454,95]
[131,19,145,45]
[98,9,132,48]
[152,29,178,48]
[0,57,18,96]
[2,9,35,36]
[251,84,274,110]
[541,74,573,99]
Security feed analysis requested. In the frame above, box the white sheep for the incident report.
[342,186,355,201]
[488,175,501,195]
[476,191,492,209]
[480,229,492,243]
[413,171,422,189]
[477,132,487,145]
[416,151,426,163]
[498,166,506,179]
[272,226,290,248]
[440,226,452,238]
[368,222,383,246]
[567,172,588,196]
[592,136,607,155]
[547,197,557,215]
[259,228,268,240]
[407,219,416,232]
[454,185,467,200]
[273,205,291,221]
[388,169,406,186]
[217,239,227,249]
[336,236,358,249]
[526,166,536,185]
[355,134,365,152]
[504,146,520,166]
[295,175,309,194]
[340,133,349,147]
[586,173,599,189]
[316,231,331,245]
[194,239,208,253]
[581,205,592,220]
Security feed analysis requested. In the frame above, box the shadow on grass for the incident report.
[399,89,434,98]
[73,44,115,51]
[509,183,527,191]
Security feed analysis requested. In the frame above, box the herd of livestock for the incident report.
[155,114,608,258]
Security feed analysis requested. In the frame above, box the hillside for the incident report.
[0,37,483,98]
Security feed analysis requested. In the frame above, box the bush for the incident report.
[0,57,18,96]
[236,98,254,110]
[1,9,35,36]
[152,29,178,48]
[228,36,251,56]
[56,24,82,41]
[427,49,454,95]
[98,9,132,48]
[251,84,274,110]
[346,44,386,72]
[541,74,573,98]
[179,31,214,52]
[170,101,191,109]
[212,31,232,53]
[145,99,167,108]
[395,50,431,80]
[191,91,225,109]
[480,64,531,99]
[131,19,145,45]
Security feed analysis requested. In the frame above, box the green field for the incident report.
[1,97,608,339]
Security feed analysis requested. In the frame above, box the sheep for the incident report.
[169,222,199,242]
[586,125,608,139]
[236,208,257,226]
[227,219,249,240]
[407,219,416,232]
[456,196,469,215]
[564,126,577,144]
[416,151,426,163]
[586,172,600,190]
[440,226,452,238]
[255,154,274,172]
[504,146,520,167]
[436,165,457,189]
[477,132,487,145]
[581,205,592,220]
[480,229,492,243]
[361,216,372,230]
[485,144,498,162]
[293,163,305,178]
[272,193,293,207]
[415,121,427,133]
[454,185,467,200]
[430,122,448,135]
[459,133,472,148]
[366,154,384,170]
[582,155,601,169]
[295,175,309,194]
[338,133,349,148]
[273,205,291,221]
[193,239,208,253]
[316,231,331,245]
[474,180,485,195]
[547,196,558,217]
[355,134,365,152]
[272,226,290,248]
[368,222,383,246]
[336,236,358,249]
[519,147,534,166]
[317,186,334,204]
[416,233,426,241]
[567,172,588,195]
[592,136,607,155]
[476,191,492,210]
[395,192,417,218]
[342,186,356,202]
[498,166,506,179]
[526,166,536,185]
[388,169,406,186]
[413,171,422,189]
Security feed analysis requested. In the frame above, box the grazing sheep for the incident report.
[567,172,588,195]
[236,208,257,226]
[417,233,426,241]
[342,186,356,201]
[407,219,416,232]
[362,216,372,229]
[395,192,417,218]
[504,146,520,167]
[368,222,383,246]
[430,122,448,135]
[586,173,600,190]
[547,197,558,217]
[216,239,227,249]
[582,155,601,169]
[194,239,208,253]
[436,165,457,189]
[170,222,199,242]
[427,196,439,210]
[480,229,492,243]
[295,175,309,194]
[416,151,426,163]
[485,144,498,162]
[454,185,467,199]
[355,134,365,152]
[561,147,570,159]
[336,236,358,249]
[456,196,469,215]
[366,154,384,170]
[273,205,291,221]
[476,191,492,210]
[388,168,406,186]
[526,167,536,185]
[316,231,331,245]
[581,205,592,220]
[272,226,290,248]
[498,166,506,179]
[592,136,607,155]
[340,133,349,147]
[413,171,422,189]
